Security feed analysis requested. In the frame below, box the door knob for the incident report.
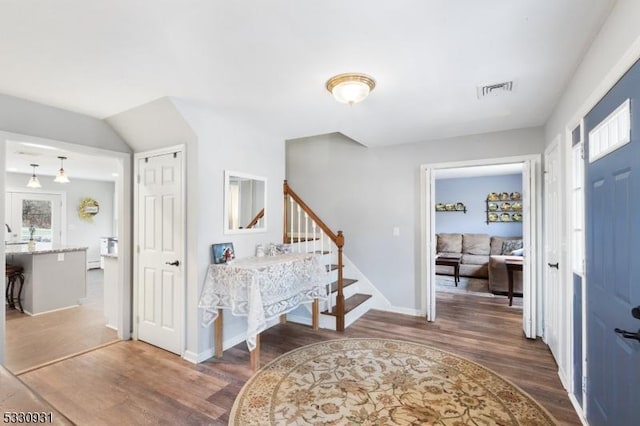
[165,260,180,267]
[547,262,559,269]
[614,328,640,342]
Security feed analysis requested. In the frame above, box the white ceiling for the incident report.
[5,140,119,182]
[0,1,616,147]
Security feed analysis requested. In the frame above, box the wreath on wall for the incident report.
[78,198,100,222]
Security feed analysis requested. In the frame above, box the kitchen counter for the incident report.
[6,245,87,315]
[5,243,88,255]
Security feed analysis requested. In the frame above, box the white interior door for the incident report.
[5,191,63,245]
[544,141,561,361]
[136,150,184,355]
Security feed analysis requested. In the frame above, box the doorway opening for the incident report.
[420,155,542,338]
[1,132,132,373]
[434,163,524,308]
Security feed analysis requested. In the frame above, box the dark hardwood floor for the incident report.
[16,292,579,425]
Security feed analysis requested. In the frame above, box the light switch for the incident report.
[392,227,400,237]
[57,253,65,261]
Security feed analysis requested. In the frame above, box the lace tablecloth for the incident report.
[198,253,328,350]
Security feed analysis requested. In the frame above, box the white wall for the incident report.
[0,93,131,364]
[286,127,544,309]
[108,96,285,360]
[0,94,130,153]
[542,0,640,409]
[174,99,285,359]
[545,0,640,143]
[5,172,115,266]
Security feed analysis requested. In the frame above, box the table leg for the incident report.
[279,314,287,324]
[214,309,224,358]
[312,299,319,331]
[250,334,260,371]
[455,264,460,286]
[507,269,514,307]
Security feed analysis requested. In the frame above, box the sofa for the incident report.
[436,233,523,295]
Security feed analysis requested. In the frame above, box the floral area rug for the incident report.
[229,338,557,425]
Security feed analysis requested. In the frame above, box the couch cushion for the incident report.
[462,254,489,265]
[462,234,490,255]
[437,233,462,253]
[490,236,522,255]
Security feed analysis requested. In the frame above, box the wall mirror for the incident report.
[224,170,267,234]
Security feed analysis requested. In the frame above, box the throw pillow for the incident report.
[501,239,523,255]
[510,248,524,256]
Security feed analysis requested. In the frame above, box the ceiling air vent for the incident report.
[477,81,514,99]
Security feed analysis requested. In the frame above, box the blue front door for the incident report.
[584,59,640,425]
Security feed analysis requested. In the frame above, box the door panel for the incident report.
[544,141,561,361]
[584,59,640,425]
[137,151,183,355]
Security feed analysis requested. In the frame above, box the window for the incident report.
[572,124,584,275]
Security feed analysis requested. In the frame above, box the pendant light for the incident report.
[26,163,42,188]
[54,156,70,183]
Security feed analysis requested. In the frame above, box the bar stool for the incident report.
[5,264,25,313]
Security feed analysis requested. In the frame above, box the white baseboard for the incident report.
[381,305,423,317]
[286,314,312,326]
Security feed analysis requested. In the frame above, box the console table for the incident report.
[198,253,328,370]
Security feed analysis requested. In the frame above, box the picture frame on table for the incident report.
[212,242,235,264]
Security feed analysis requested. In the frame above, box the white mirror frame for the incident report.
[223,170,267,234]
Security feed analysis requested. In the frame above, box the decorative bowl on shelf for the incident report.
[487,192,499,201]
[510,192,521,200]
[499,192,510,201]
[512,202,522,211]
[488,212,499,222]
[501,202,511,211]
[500,213,512,221]
[488,202,498,211]
[436,203,445,211]
[455,202,465,211]
[445,203,455,211]
[513,213,523,222]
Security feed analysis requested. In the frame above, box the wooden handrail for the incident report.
[283,181,342,246]
[245,208,265,229]
[284,180,347,332]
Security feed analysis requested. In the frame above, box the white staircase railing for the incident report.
[284,181,346,331]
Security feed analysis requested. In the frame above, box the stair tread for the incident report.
[322,293,372,316]
[327,278,358,294]
[309,250,331,255]
[325,264,343,272]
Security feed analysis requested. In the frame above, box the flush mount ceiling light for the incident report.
[27,163,42,188]
[326,73,376,105]
[54,156,70,183]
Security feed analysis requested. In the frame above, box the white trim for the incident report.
[568,393,588,426]
[380,306,423,317]
[133,145,187,357]
[0,131,132,366]
[420,154,541,338]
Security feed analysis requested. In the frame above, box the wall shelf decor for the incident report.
[485,193,522,223]
[436,202,467,213]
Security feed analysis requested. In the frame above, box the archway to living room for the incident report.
[420,155,541,339]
